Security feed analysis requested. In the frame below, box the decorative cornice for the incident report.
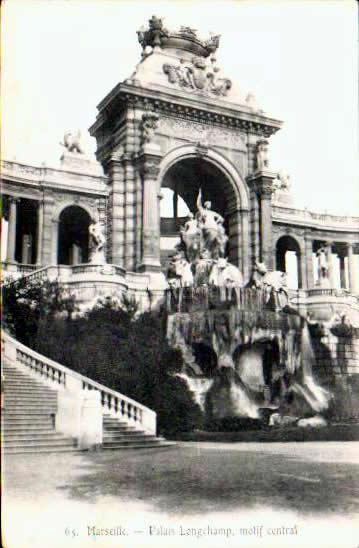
[91,86,283,139]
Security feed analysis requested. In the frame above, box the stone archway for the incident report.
[57,205,92,265]
[159,145,250,277]
[275,235,302,289]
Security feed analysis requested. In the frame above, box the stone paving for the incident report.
[3,442,359,548]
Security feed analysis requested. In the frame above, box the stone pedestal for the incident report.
[60,151,104,176]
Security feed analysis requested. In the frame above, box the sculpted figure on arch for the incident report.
[179,212,201,263]
[196,189,228,260]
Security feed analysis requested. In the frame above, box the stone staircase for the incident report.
[2,363,77,454]
[3,359,175,454]
[102,415,172,450]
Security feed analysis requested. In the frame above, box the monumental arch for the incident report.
[89,17,282,280]
[2,16,359,314]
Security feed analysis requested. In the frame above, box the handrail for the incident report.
[2,331,156,434]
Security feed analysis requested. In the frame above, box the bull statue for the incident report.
[209,258,243,288]
[167,253,194,288]
[249,260,288,308]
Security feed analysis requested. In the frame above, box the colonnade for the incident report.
[313,240,358,292]
[4,196,43,265]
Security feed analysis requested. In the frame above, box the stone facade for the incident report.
[2,17,359,319]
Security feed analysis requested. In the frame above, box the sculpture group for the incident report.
[168,189,288,307]
[167,189,240,289]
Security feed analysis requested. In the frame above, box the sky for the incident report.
[2,0,358,215]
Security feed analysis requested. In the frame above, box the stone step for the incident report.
[103,433,160,441]
[3,445,78,454]
[2,415,53,428]
[4,401,57,413]
[3,439,76,449]
[4,400,57,406]
[3,426,57,434]
[4,394,58,400]
[102,442,176,450]
[3,433,66,441]
[4,380,57,387]
[103,426,143,433]
[3,411,56,418]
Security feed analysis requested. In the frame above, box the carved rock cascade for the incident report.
[166,192,333,427]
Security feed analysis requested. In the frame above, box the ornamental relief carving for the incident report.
[163,57,231,97]
[272,225,305,237]
[158,117,246,151]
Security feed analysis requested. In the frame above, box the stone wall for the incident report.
[311,326,359,420]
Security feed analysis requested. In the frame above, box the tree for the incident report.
[2,276,76,346]
[4,285,204,436]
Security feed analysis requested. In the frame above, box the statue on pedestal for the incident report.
[277,169,291,191]
[316,246,330,287]
[60,130,84,154]
[255,139,269,171]
[89,220,106,264]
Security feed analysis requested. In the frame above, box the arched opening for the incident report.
[160,156,240,267]
[14,198,38,264]
[276,235,302,289]
[58,206,91,265]
[191,343,218,377]
[233,338,281,400]
[160,187,190,266]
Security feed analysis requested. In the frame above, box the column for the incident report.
[304,234,314,289]
[138,152,162,272]
[42,194,55,265]
[6,197,18,262]
[108,154,126,266]
[21,234,32,264]
[339,252,346,289]
[347,243,356,292]
[36,201,44,265]
[241,209,250,282]
[259,187,274,270]
[326,242,335,287]
[247,172,276,271]
[173,190,178,219]
[227,209,241,268]
[51,219,59,264]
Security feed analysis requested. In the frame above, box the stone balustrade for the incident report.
[272,204,359,230]
[2,331,157,439]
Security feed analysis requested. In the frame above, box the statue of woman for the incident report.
[89,220,106,263]
[196,189,226,259]
[179,212,200,262]
[316,246,329,281]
